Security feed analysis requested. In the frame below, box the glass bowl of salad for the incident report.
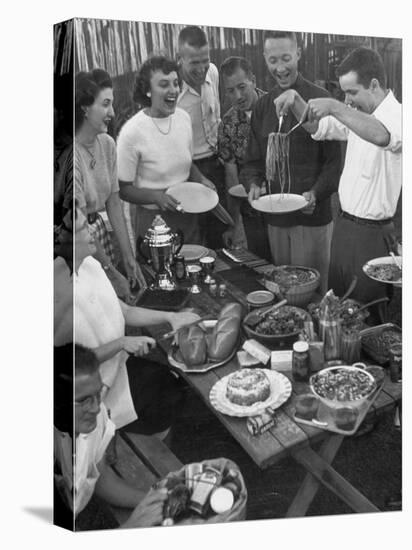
[309,365,377,410]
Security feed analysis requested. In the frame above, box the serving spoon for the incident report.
[389,251,402,271]
[356,296,390,314]
[285,105,310,137]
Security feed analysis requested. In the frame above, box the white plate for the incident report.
[251,194,307,214]
[166,182,219,213]
[362,256,402,285]
[228,184,248,198]
[180,244,208,262]
[167,320,237,374]
[209,370,292,417]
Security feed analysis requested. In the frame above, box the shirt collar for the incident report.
[373,89,394,115]
[180,70,212,96]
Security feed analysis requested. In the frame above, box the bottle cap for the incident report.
[209,487,234,514]
[293,341,309,353]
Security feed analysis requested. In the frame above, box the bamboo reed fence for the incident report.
[54,18,402,133]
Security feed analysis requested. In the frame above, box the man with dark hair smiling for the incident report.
[54,343,168,530]
[218,56,269,257]
[242,31,341,294]
[274,47,402,305]
[177,25,226,249]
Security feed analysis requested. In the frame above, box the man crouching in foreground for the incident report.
[54,343,167,530]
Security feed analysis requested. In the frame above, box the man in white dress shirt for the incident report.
[177,25,227,248]
[274,47,401,306]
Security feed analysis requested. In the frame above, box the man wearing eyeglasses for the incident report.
[54,343,168,530]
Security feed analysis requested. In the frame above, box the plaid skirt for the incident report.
[88,213,115,263]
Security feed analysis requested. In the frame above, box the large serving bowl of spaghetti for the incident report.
[264,265,320,307]
[243,304,311,348]
[309,365,377,410]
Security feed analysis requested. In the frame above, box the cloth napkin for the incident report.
[247,407,278,436]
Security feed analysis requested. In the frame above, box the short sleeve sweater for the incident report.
[117,107,193,192]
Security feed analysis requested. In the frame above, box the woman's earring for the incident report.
[146,92,151,98]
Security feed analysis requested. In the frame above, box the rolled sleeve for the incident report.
[377,115,402,153]
[312,116,348,141]
[117,131,138,183]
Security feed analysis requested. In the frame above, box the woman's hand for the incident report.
[200,177,217,191]
[121,488,168,528]
[122,336,156,356]
[123,254,147,291]
[154,190,181,211]
[105,265,134,304]
[168,311,201,332]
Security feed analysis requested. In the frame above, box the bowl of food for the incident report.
[363,256,402,285]
[243,304,311,348]
[309,365,377,410]
[263,265,320,307]
[360,323,402,365]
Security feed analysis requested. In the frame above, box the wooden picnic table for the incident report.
[143,249,402,516]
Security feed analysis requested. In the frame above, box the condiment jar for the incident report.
[292,341,310,382]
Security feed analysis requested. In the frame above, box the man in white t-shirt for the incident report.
[177,25,227,249]
[274,47,401,308]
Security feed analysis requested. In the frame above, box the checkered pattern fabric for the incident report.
[89,213,115,263]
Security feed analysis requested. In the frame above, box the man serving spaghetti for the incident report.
[241,31,341,294]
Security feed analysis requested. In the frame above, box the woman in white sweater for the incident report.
[117,56,215,247]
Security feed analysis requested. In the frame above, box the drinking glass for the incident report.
[199,256,215,284]
[186,264,202,294]
[340,330,361,364]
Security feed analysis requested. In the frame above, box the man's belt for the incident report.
[341,210,393,226]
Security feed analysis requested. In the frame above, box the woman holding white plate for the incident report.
[117,56,215,247]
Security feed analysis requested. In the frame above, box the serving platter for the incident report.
[166,182,219,213]
[228,184,248,198]
[209,370,292,417]
[251,193,307,214]
[167,320,237,374]
[180,244,208,262]
[362,256,402,285]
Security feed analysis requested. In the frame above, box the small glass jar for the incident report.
[292,341,310,382]
[209,279,218,296]
[218,283,227,298]
[173,254,186,281]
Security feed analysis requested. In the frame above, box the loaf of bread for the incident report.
[179,324,207,366]
[207,303,242,361]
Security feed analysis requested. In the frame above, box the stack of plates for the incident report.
[179,245,216,262]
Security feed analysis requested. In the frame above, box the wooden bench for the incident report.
[109,431,183,524]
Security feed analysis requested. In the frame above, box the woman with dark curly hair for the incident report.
[69,69,145,302]
[117,56,215,245]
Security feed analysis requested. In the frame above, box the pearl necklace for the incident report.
[149,113,172,135]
